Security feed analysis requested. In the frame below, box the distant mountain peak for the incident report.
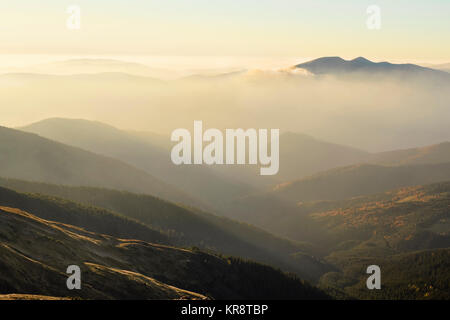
[295,56,379,71]
[294,56,450,83]
[314,56,346,62]
[351,57,372,63]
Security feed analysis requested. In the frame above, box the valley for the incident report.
[0,56,448,300]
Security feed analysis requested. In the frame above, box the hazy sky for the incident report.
[1,0,449,63]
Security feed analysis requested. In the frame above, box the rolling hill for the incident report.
[20,118,374,192]
[20,118,257,208]
[0,125,199,208]
[0,205,329,299]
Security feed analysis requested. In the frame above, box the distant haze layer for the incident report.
[0,57,449,152]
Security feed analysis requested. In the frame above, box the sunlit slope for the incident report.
[0,179,332,282]
[0,186,168,244]
[0,206,329,300]
[0,126,199,207]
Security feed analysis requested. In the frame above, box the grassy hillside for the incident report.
[0,125,199,207]
[22,119,449,206]
[0,186,168,244]
[0,178,332,282]
[21,119,373,187]
[0,206,329,300]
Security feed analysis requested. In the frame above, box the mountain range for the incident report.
[0,178,332,282]
[17,118,450,215]
[0,125,200,208]
[0,56,449,300]
[20,118,257,209]
[20,117,376,185]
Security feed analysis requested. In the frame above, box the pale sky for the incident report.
[0,0,449,63]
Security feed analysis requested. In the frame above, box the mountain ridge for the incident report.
[0,125,202,208]
[20,118,257,209]
[0,205,330,299]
